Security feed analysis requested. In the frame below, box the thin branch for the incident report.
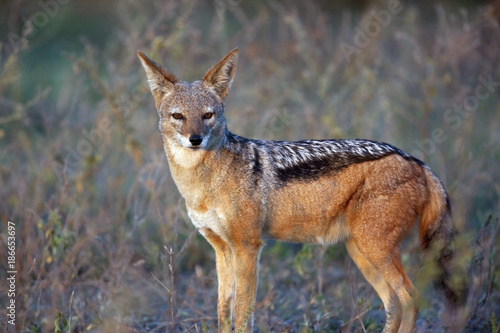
[348,258,366,333]
[151,272,171,294]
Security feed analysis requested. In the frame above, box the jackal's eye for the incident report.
[172,113,183,120]
[203,112,213,120]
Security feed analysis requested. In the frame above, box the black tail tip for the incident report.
[435,274,468,308]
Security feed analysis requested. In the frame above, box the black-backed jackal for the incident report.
[138,48,460,333]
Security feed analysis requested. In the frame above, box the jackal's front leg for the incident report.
[215,245,235,331]
[233,242,262,333]
[201,229,235,332]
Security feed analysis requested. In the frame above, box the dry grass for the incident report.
[1,0,499,332]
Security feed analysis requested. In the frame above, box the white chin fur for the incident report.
[166,141,202,168]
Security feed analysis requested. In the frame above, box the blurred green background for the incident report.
[1,0,499,332]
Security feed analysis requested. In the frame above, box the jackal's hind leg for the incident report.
[346,238,402,333]
[348,237,418,333]
[381,258,419,333]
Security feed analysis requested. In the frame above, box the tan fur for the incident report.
[138,48,455,333]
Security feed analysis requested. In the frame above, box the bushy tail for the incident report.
[419,168,466,308]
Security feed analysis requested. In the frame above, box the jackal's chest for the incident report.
[187,207,226,236]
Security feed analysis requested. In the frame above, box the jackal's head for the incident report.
[138,49,238,150]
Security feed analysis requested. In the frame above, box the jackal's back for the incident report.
[228,133,425,186]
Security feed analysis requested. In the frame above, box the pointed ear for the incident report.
[137,51,179,109]
[202,48,239,100]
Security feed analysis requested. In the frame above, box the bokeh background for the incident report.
[1,0,499,332]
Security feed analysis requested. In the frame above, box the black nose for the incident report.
[189,134,203,146]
